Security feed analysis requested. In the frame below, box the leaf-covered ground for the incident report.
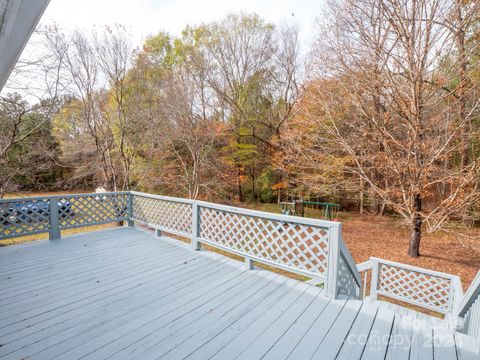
[244,203,480,289]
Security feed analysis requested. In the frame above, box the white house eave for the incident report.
[0,0,50,91]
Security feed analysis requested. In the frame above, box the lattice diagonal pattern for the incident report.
[337,253,359,297]
[0,198,50,239]
[58,194,129,229]
[198,207,329,276]
[377,263,452,311]
[132,196,192,236]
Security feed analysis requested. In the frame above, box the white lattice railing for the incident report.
[130,192,193,238]
[0,196,50,239]
[9,191,479,313]
[335,234,362,298]
[0,192,130,240]
[357,257,464,315]
[56,193,130,230]
[127,193,362,299]
[457,271,480,344]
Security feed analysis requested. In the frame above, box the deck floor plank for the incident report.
[336,299,379,360]
[0,242,190,309]
[0,247,201,327]
[0,227,477,360]
[235,286,325,360]
[179,278,301,360]
[360,304,395,360]
[284,297,347,360]
[259,290,331,360]
[0,257,232,358]
[5,265,245,359]
[36,265,250,359]
[384,310,416,360]
[409,309,434,360]
[151,273,286,360]
[77,271,278,360]
[309,299,363,360]
[209,282,311,360]
[433,322,459,360]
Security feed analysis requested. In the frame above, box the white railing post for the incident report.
[370,258,379,300]
[363,271,368,299]
[456,271,480,337]
[326,224,340,299]
[48,198,61,240]
[245,257,254,270]
[127,192,134,227]
[191,201,201,250]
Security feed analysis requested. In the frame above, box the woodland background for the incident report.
[1,0,480,258]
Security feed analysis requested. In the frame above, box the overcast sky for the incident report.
[5,0,323,98]
[40,0,322,50]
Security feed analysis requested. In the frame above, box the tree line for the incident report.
[1,1,479,257]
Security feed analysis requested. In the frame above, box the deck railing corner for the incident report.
[3,190,478,322]
[456,271,480,344]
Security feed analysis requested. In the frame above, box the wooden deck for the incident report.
[0,227,477,360]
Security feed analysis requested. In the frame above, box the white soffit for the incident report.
[0,0,50,91]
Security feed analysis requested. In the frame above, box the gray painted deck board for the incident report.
[336,300,379,360]
[310,299,363,359]
[0,227,478,360]
[285,297,347,360]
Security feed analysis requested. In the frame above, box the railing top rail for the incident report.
[457,271,480,317]
[130,191,194,205]
[370,257,460,281]
[195,200,340,229]
[0,195,50,203]
[50,191,131,198]
[0,191,131,204]
[356,260,372,272]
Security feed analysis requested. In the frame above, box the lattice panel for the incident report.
[0,198,50,239]
[58,194,129,229]
[132,196,192,236]
[377,263,452,312]
[337,253,360,298]
[198,207,329,276]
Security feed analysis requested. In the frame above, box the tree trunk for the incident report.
[379,200,386,216]
[455,0,469,168]
[408,193,422,257]
[359,176,364,214]
[236,164,243,202]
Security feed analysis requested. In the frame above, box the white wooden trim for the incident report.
[129,191,194,205]
[198,237,327,283]
[196,200,339,229]
[191,201,200,250]
[458,271,480,318]
[326,224,340,299]
[376,290,449,314]
[338,235,362,287]
[356,260,372,272]
[369,257,457,280]
[370,259,379,300]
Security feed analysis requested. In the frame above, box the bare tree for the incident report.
[46,27,118,190]
[157,38,224,199]
[289,0,480,257]
[93,25,157,190]
[199,14,302,201]
[0,28,63,197]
